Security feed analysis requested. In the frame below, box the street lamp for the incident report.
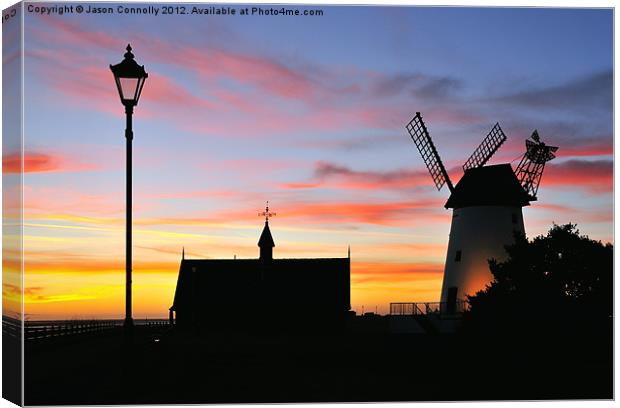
[110,44,148,333]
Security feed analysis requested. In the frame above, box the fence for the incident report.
[26,320,120,341]
[2,317,170,342]
[389,301,468,316]
[2,316,20,339]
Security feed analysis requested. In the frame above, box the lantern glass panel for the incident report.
[119,77,140,102]
[134,77,146,104]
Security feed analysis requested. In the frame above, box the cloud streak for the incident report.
[493,70,613,113]
[3,152,98,174]
[281,160,435,191]
[543,159,612,193]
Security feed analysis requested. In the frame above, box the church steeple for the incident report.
[258,221,275,260]
[258,201,276,260]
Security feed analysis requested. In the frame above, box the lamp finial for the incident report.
[124,44,134,60]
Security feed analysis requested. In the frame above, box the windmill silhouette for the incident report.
[406,112,558,311]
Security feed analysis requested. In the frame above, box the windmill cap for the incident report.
[445,164,533,209]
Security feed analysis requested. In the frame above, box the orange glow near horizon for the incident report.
[18,202,453,319]
[18,184,613,320]
[20,221,447,319]
[20,192,457,320]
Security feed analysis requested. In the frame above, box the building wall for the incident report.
[171,258,350,331]
[440,205,525,303]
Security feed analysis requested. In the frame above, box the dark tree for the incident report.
[464,223,612,337]
[460,224,612,399]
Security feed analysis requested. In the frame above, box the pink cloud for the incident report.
[109,197,448,228]
[34,18,118,51]
[200,158,299,173]
[280,161,434,192]
[139,189,242,201]
[194,47,316,100]
[27,18,493,140]
[33,19,318,104]
[532,202,612,224]
[280,182,322,189]
[3,152,98,174]
[25,186,125,215]
[141,75,217,110]
[543,159,612,193]
[274,200,448,226]
[33,51,209,121]
[558,140,612,158]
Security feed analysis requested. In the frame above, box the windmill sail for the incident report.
[515,130,558,198]
[462,123,507,171]
[406,112,454,192]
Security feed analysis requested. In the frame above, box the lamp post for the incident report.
[110,44,148,334]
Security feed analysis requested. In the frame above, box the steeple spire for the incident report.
[182,246,185,260]
[258,202,276,260]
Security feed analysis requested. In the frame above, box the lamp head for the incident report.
[110,44,148,107]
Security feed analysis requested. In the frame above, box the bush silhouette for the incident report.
[464,223,612,337]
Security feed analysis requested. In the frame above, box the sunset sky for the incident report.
[5,5,613,319]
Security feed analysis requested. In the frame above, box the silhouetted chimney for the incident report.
[258,220,275,260]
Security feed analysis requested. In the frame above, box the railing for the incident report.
[25,320,122,341]
[389,301,468,316]
[2,317,170,342]
[138,319,170,327]
[2,316,21,339]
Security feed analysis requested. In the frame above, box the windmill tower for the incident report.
[405,112,558,311]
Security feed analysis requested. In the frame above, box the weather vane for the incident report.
[259,201,276,222]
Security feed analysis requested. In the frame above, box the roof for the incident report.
[445,164,533,209]
[170,257,350,312]
[258,222,275,248]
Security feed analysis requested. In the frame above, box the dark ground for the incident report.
[3,334,21,405]
[23,320,612,405]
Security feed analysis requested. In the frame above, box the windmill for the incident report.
[405,112,558,311]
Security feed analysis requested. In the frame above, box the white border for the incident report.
[0,1,615,408]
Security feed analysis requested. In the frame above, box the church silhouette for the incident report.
[169,203,351,331]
